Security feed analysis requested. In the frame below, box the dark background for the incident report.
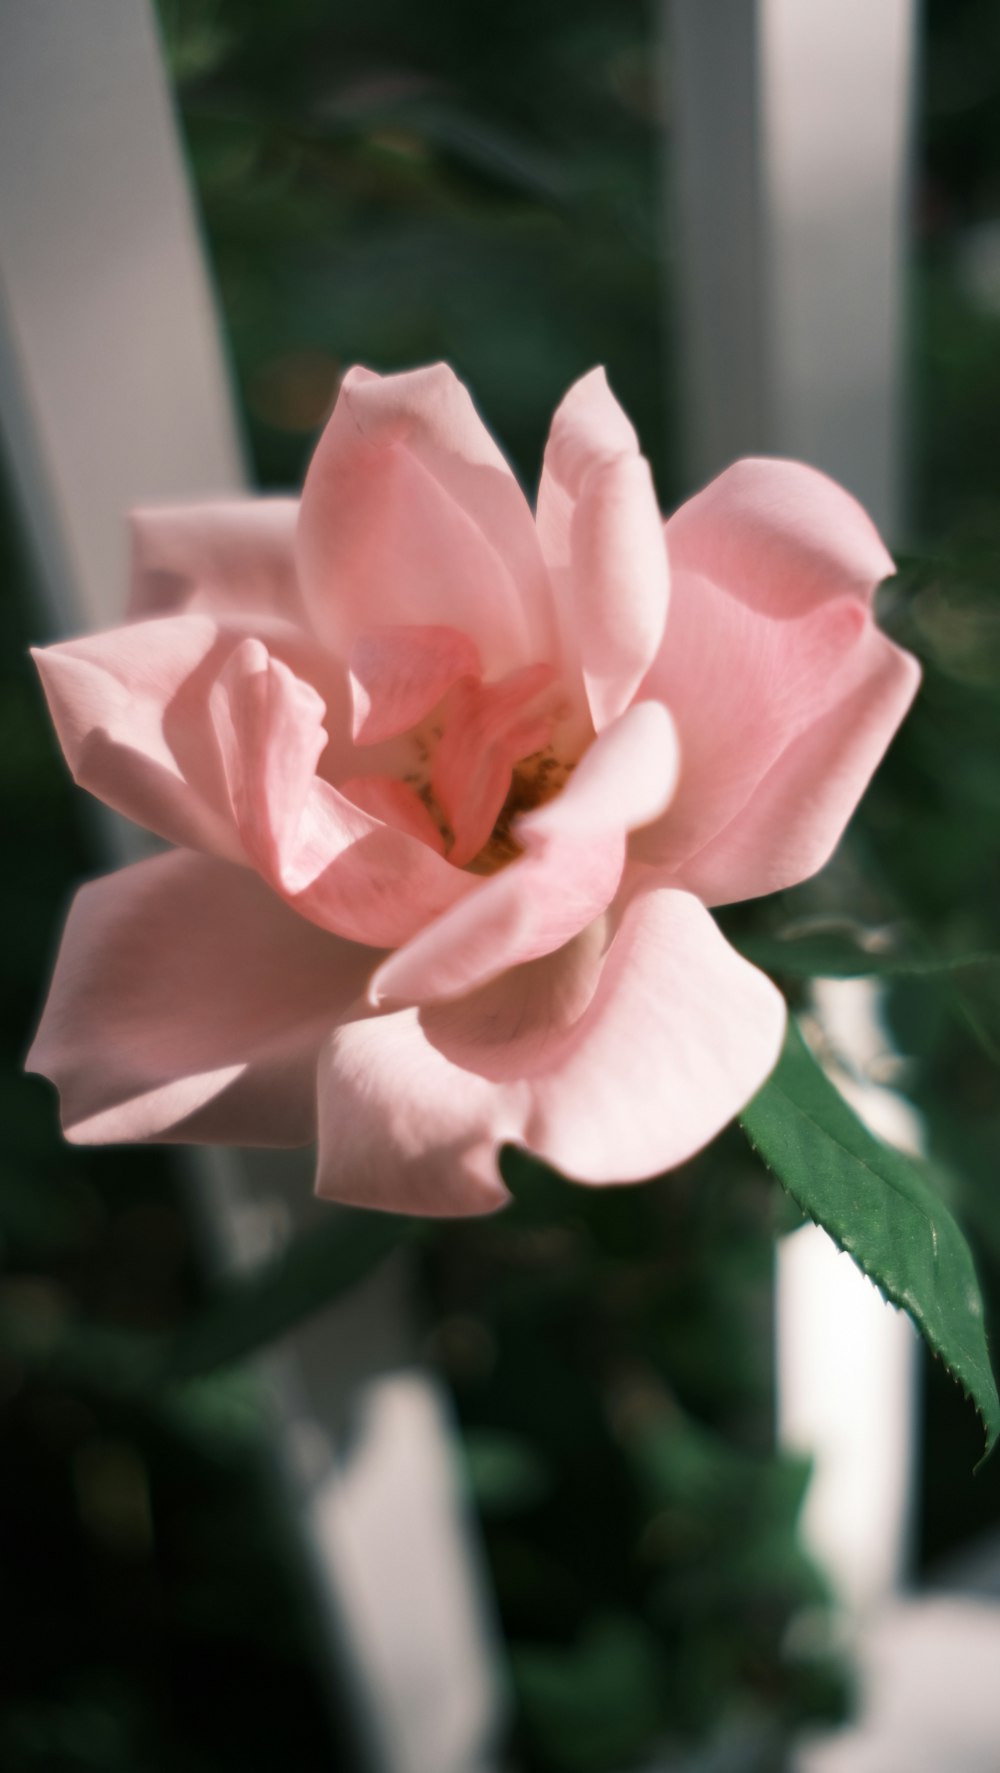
[3,2,1000,1768]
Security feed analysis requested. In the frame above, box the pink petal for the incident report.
[212,639,473,947]
[298,363,558,675]
[284,782,473,946]
[27,850,374,1146]
[633,457,920,897]
[429,884,787,1180]
[536,368,669,730]
[664,456,895,618]
[636,584,870,870]
[431,663,557,867]
[338,775,447,852]
[33,615,247,860]
[670,626,921,904]
[129,499,308,627]
[316,885,786,1213]
[369,831,625,1009]
[317,1010,516,1217]
[519,700,678,842]
[210,638,328,873]
[372,701,678,1008]
[349,624,482,745]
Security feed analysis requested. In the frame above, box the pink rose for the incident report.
[27,366,919,1215]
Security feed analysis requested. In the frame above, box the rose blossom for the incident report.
[27,365,919,1215]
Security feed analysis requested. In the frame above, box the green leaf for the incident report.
[735,923,1000,1065]
[735,922,1000,985]
[740,1019,999,1461]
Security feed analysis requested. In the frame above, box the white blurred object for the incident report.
[796,1597,1000,1772]
[668,0,916,536]
[778,1221,918,1614]
[306,1377,501,1773]
[0,0,245,635]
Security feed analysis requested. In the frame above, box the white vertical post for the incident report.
[0,5,504,1767]
[667,0,920,1611]
[0,0,246,630]
[669,0,915,538]
[760,0,916,536]
[667,4,772,480]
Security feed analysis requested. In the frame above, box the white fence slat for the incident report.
[668,0,916,539]
[0,0,246,632]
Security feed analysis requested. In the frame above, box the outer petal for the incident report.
[536,368,670,731]
[636,584,870,868]
[671,626,921,904]
[317,1009,518,1218]
[212,639,473,947]
[428,885,787,1183]
[664,456,895,618]
[635,457,919,898]
[370,702,678,1008]
[26,850,374,1146]
[298,363,558,674]
[33,615,247,860]
[317,885,786,1214]
[129,499,308,627]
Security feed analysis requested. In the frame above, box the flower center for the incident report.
[398,726,574,874]
[465,744,575,875]
[343,628,584,874]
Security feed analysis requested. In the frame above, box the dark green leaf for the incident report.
[735,924,1000,1065]
[736,924,1000,983]
[741,1020,999,1461]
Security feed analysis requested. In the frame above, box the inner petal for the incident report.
[338,774,448,853]
[349,623,482,745]
[431,663,561,867]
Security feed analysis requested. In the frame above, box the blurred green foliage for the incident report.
[156,0,673,495]
[435,1149,847,1770]
[5,0,1000,1768]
